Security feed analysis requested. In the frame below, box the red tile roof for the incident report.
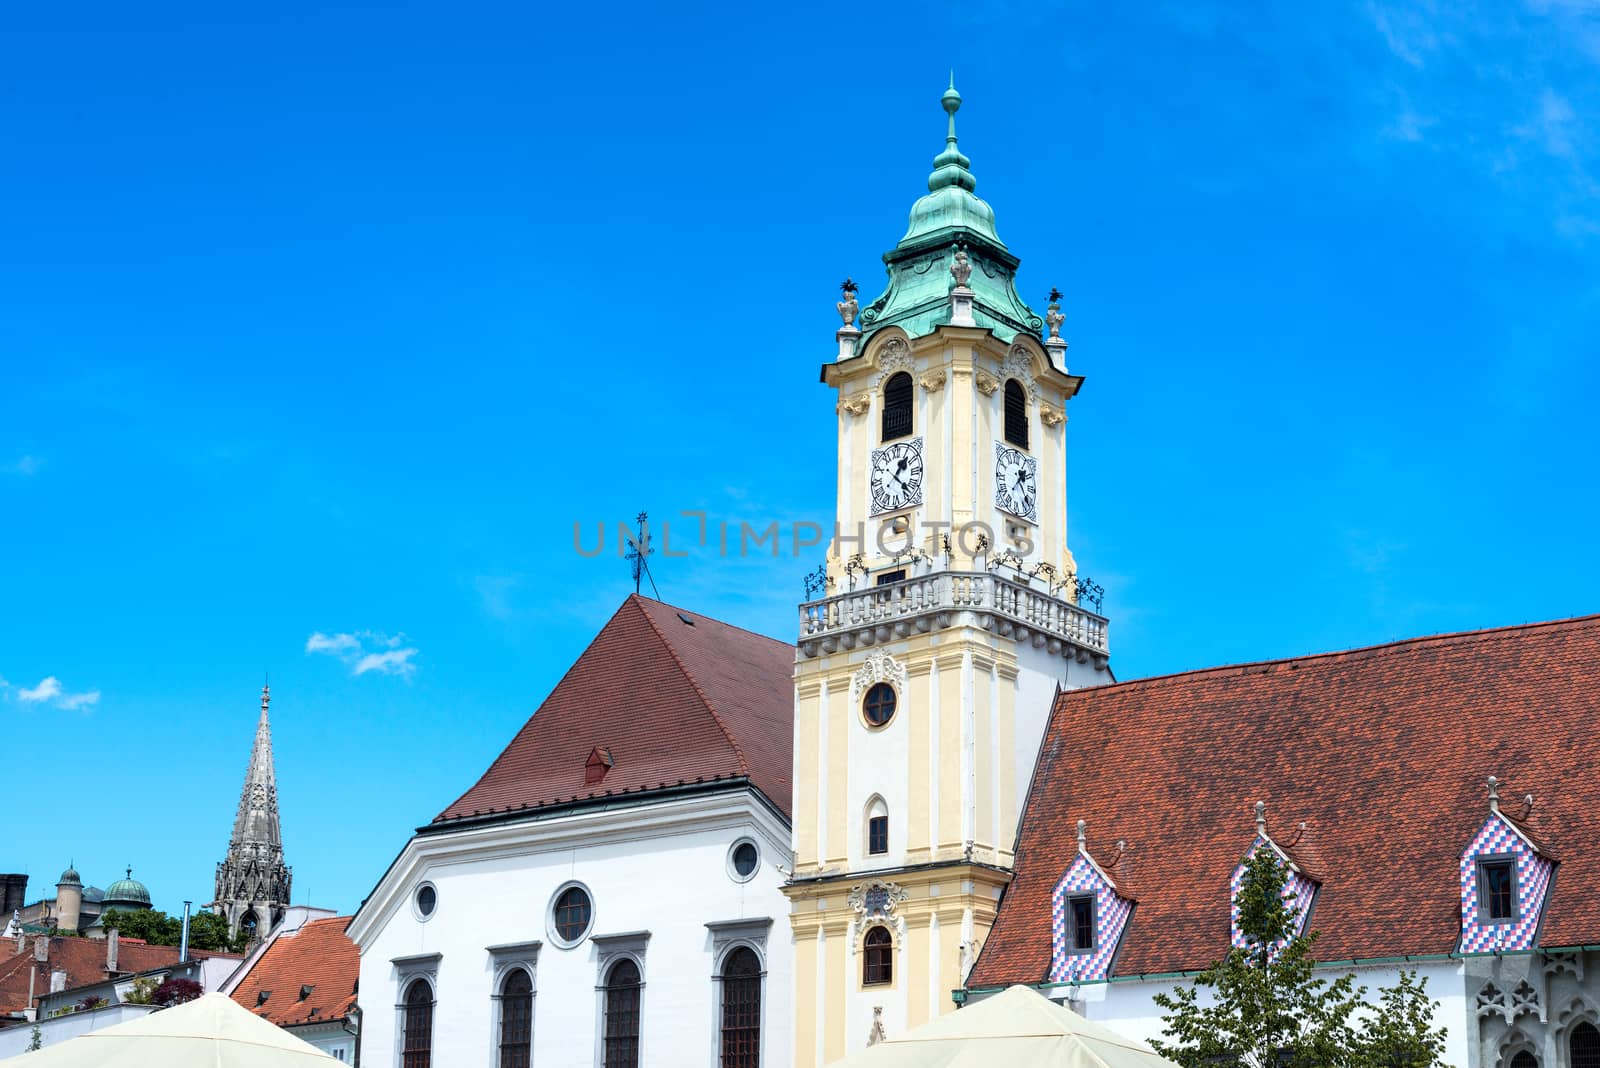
[436,595,795,823]
[229,917,357,1027]
[970,614,1600,987]
[0,937,239,1016]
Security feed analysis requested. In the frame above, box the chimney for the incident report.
[106,929,119,973]
[50,968,67,994]
[33,937,48,962]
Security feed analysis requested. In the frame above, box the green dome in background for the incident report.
[57,863,81,886]
[103,867,151,909]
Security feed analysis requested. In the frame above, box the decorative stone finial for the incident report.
[1487,775,1501,815]
[837,278,860,328]
[1254,800,1267,838]
[1076,818,1087,851]
[951,246,973,288]
[1046,288,1065,339]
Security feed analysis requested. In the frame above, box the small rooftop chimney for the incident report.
[50,968,66,993]
[106,929,119,973]
[33,937,48,963]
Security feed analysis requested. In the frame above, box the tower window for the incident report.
[863,926,893,986]
[1572,1024,1600,1068]
[1067,894,1096,953]
[881,372,914,442]
[1477,858,1517,923]
[869,816,888,855]
[1004,379,1029,449]
[1510,1053,1538,1068]
[862,683,896,727]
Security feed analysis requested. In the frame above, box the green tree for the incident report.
[1152,848,1446,1068]
[100,909,247,954]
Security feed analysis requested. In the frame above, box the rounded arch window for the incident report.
[728,838,761,883]
[402,978,434,1065]
[1004,379,1030,450]
[1572,1023,1600,1068]
[548,882,594,947]
[862,926,893,986]
[881,372,914,442]
[720,946,762,1065]
[413,882,437,921]
[862,683,896,728]
[498,968,533,1064]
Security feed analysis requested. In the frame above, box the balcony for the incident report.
[797,570,1109,663]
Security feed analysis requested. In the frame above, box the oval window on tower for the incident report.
[862,683,897,727]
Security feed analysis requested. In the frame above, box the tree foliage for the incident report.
[1152,847,1448,1068]
[99,908,247,954]
[150,977,203,1007]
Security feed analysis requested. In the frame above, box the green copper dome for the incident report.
[104,867,151,909]
[856,82,1043,346]
[57,863,81,887]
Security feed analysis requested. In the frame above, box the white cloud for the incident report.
[17,675,100,711]
[305,630,419,680]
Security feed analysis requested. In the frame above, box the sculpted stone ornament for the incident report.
[867,1007,887,1046]
[1046,287,1066,339]
[1040,404,1065,427]
[919,369,947,391]
[840,393,872,417]
[848,878,910,919]
[975,371,1000,396]
[951,245,973,288]
[837,277,861,328]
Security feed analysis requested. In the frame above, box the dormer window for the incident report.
[1067,895,1095,953]
[1478,858,1517,923]
[881,373,914,442]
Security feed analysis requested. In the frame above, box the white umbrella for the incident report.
[2,992,340,1066]
[828,984,1181,1068]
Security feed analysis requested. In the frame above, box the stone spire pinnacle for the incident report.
[213,684,291,941]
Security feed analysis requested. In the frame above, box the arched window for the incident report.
[1004,379,1029,450]
[1509,1052,1537,1068]
[1572,1023,1600,1068]
[497,969,533,1068]
[719,947,762,1067]
[865,797,889,856]
[401,979,433,1068]
[881,372,913,442]
[863,926,892,986]
[240,911,258,940]
[603,958,641,1067]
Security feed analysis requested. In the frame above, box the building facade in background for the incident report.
[783,83,1112,1066]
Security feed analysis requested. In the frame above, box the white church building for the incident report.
[347,595,795,1068]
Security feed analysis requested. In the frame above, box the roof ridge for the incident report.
[1070,612,1600,697]
[630,594,793,651]
[630,596,754,780]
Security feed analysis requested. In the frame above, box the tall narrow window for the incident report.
[719,947,762,1068]
[401,979,433,1068]
[1004,380,1029,449]
[866,797,889,856]
[1068,895,1096,952]
[1572,1023,1600,1068]
[603,958,641,1068]
[497,969,533,1068]
[863,926,892,986]
[881,372,913,442]
[1479,859,1516,922]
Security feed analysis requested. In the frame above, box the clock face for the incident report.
[870,438,924,515]
[994,443,1039,522]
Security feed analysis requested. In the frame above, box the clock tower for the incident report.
[784,84,1113,1064]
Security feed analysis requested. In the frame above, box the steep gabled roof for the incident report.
[436,595,794,823]
[228,916,357,1028]
[971,614,1600,987]
[0,937,240,1016]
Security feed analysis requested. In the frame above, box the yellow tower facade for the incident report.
[785,86,1113,1065]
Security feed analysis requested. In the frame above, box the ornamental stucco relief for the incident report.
[852,649,909,697]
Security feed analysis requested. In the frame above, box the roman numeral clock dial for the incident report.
[870,439,924,515]
[994,443,1039,522]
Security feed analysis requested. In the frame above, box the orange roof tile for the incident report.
[970,614,1600,987]
[229,916,358,1027]
[0,937,239,1016]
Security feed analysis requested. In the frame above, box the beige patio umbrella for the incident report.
[828,984,1181,1068]
[1,992,339,1066]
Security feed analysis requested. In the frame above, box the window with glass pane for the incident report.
[720,947,761,1068]
[603,958,641,1068]
[1480,859,1516,921]
[863,926,892,986]
[1069,895,1095,952]
[868,815,888,855]
[497,969,533,1068]
[554,886,592,942]
[881,373,913,441]
[402,979,433,1068]
[1572,1022,1600,1068]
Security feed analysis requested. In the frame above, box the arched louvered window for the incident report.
[881,372,913,442]
[1509,1052,1537,1068]
[863,926,892,986]
[402,979,433,1068]
[1004,379,1029,449]
[603,958,642,1067]
[1572,1023,1600,1068]
[719,947,762,1067]
[497,969,533,1068]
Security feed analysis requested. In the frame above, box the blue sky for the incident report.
[3,1,1598,917]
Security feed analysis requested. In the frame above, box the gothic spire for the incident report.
[214,683,292,940]
[230,683,282,849]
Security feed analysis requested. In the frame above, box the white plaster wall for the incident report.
[0,1003,155,1058]
[1042,961,1469,1067]
[844,648,913,873]
[355,792,792,1068]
